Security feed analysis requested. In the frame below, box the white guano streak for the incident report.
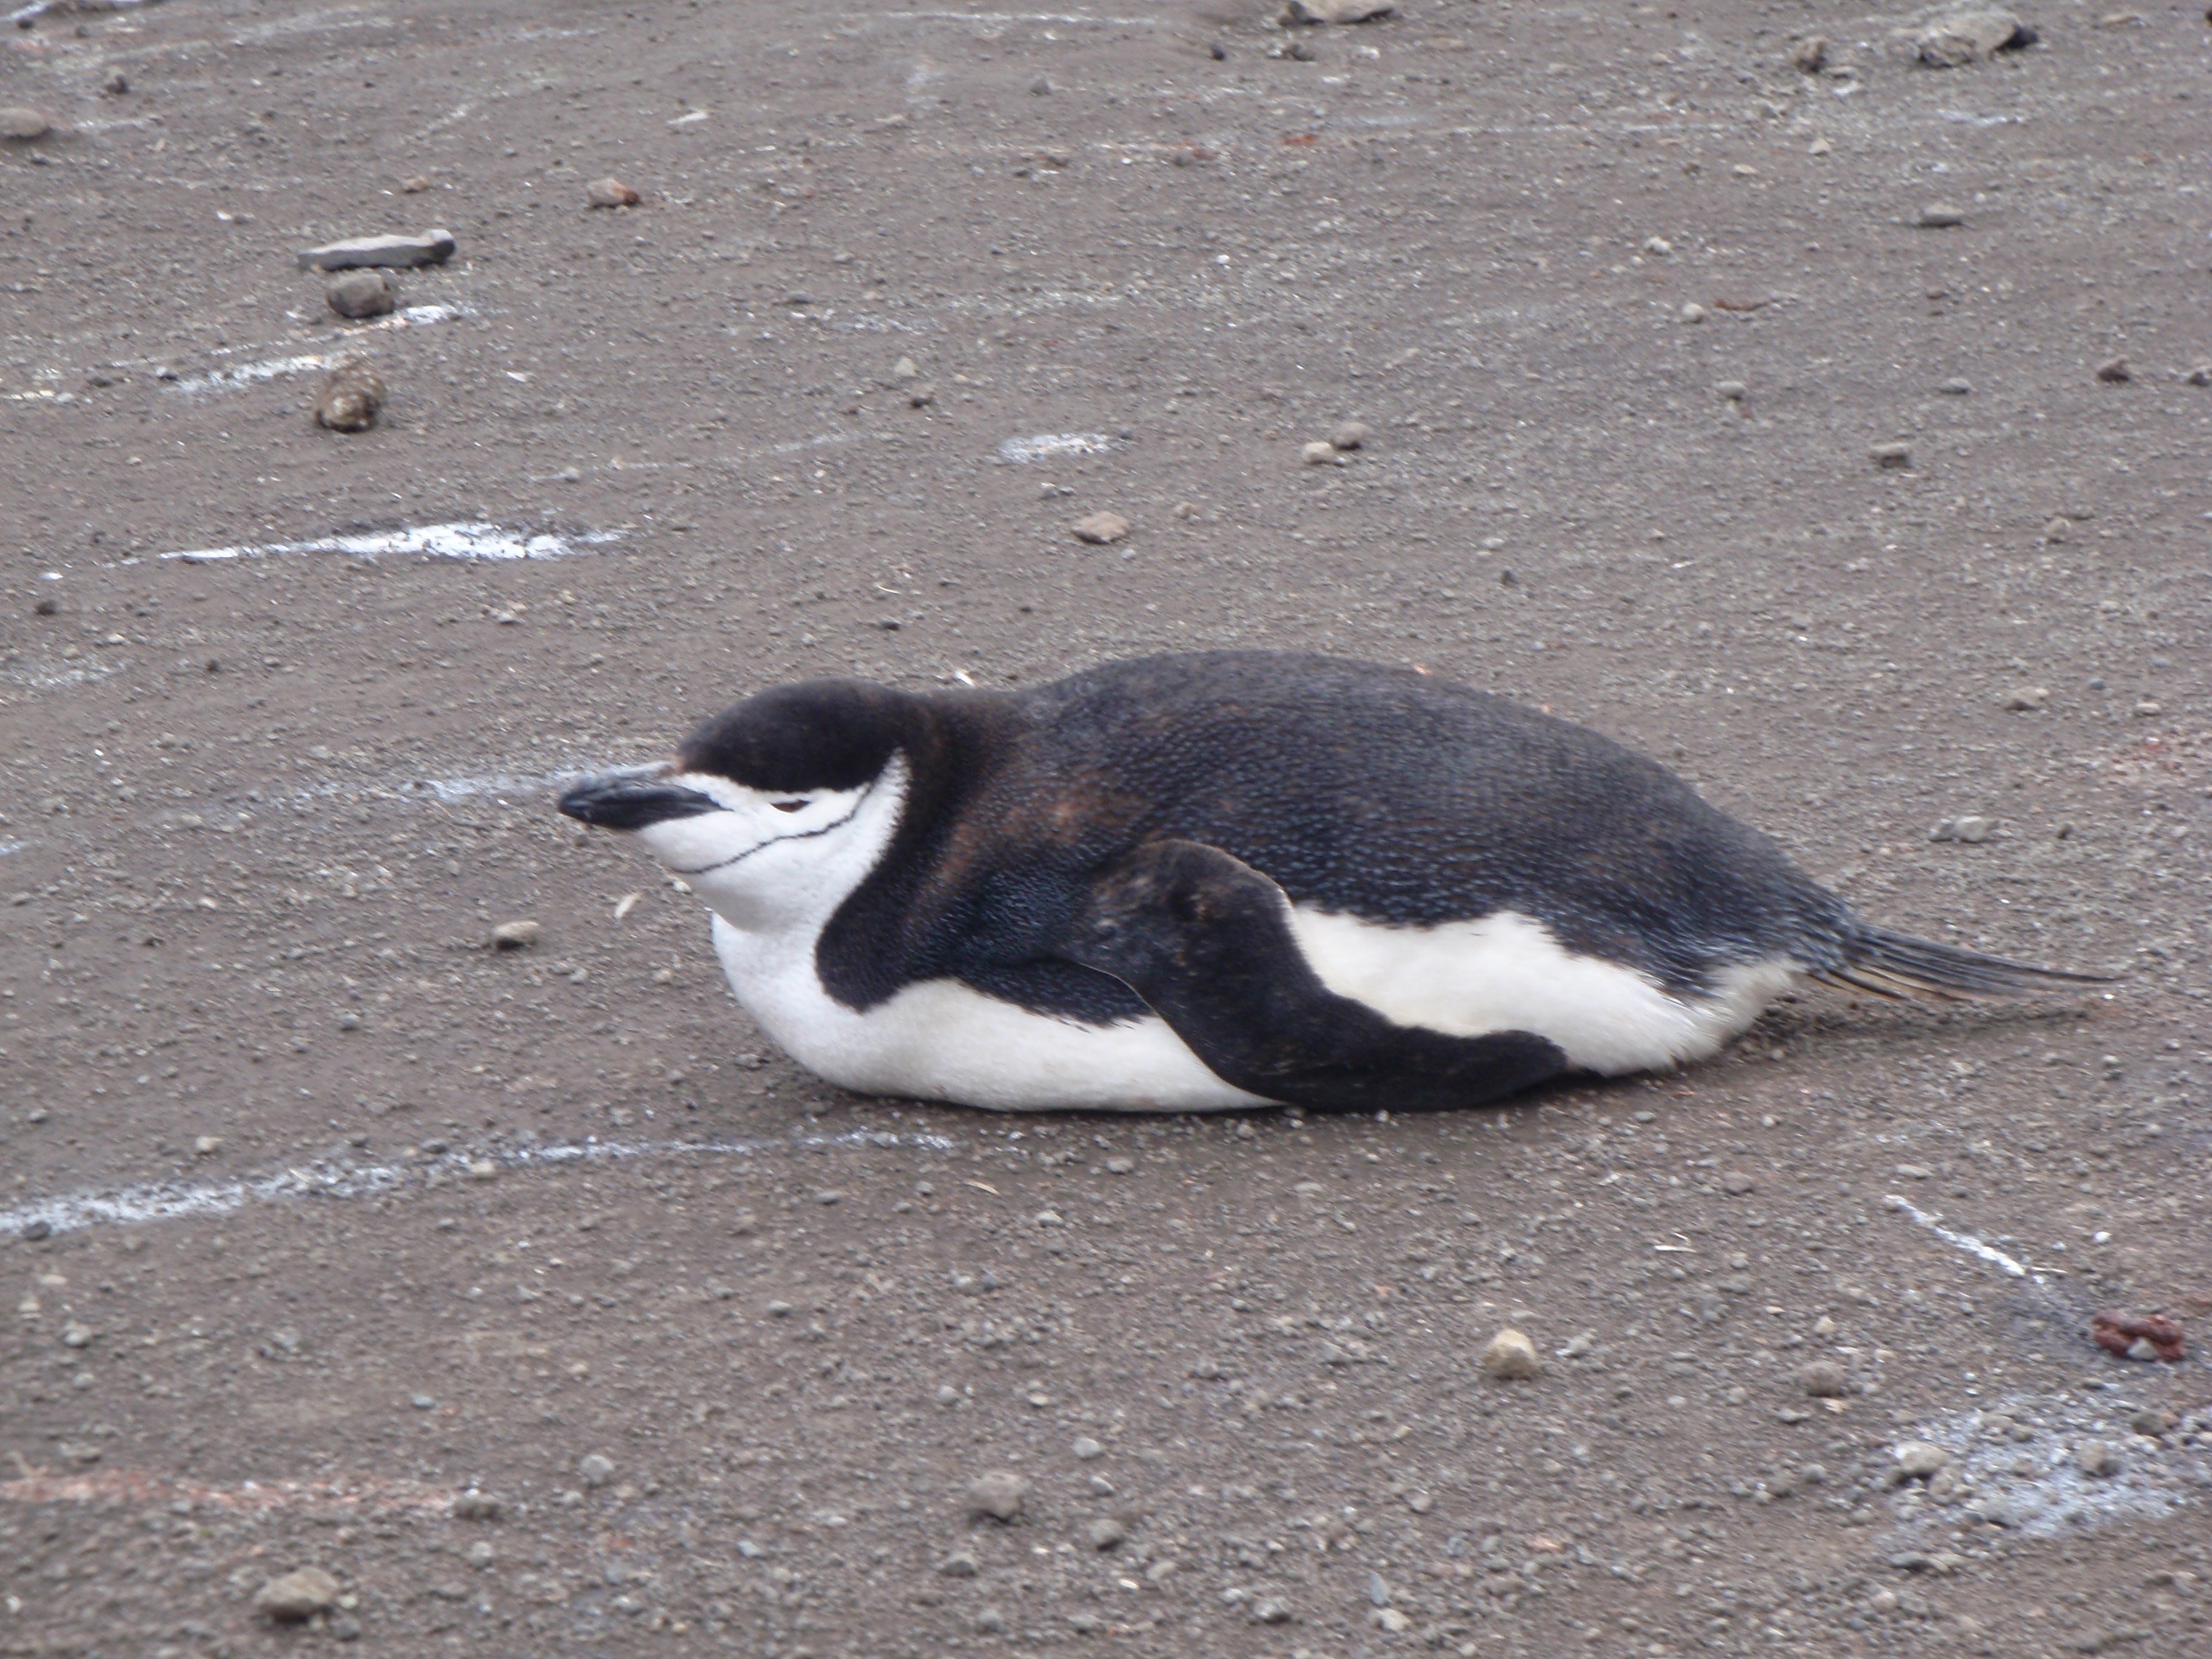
[1883,1194,2040,1282]
[0,1130,954,1239]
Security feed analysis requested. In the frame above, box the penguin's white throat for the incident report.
[634,754,908,936]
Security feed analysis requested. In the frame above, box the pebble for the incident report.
[297,229,457,272]
[2127,1407,2175,1436]
[892,356,921,381]
[1085,1517,1128,1550]
[1934,816,1992,844]
[938,1550,979,1577]
[313,362,385,433]
[1914,8,2033,67]
[1895,1441,1952,1478]
[61,1322,93,1348]
[1715,380,1748,403]
[586,177,641,209]
[1720,1171,1757,1195]
[2074,1441,2123,1478]
[2187,364,2212,387]
[1680,303,1706,323]
[1917,203,1965,229]
[1284,0,1394,19]
[0,107,52,141]
[1869,441,1912,469]
[1249,1598,1293,1624]
[973,1607,1007,1634]
[1302,440,1341,466]
[1800,1360,1851,1398]
[326,270,397,321]
[578,1453,615,1488]
[1790,36,1828,73]
[255,1567,340,1623]
[401,175,431,193]
[490,919,542,951]
[452,1491,505,1521]
[2095,357,2131,384]
[1071,512,1130,545]
[103,71,128,95]
[967,1470,1030,1521]
[1071,1436,1104,1461]
[1643,236,1673,256]
[1480,1327,1541,1380]
[2000,685,2049,711]
[1330,420,1370,450]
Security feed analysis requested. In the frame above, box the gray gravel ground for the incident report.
[2,0,2208,1654]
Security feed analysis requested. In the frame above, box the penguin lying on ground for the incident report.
[558,651,2105,1113]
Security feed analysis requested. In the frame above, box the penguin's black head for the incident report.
[677,679,917,794]
[557,680,921,933]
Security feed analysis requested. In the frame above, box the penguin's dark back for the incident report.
[826,652,1851,1008]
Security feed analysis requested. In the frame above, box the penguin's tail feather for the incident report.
[1813,926,2114,1002]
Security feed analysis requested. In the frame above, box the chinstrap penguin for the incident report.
[558,651,2105,1113]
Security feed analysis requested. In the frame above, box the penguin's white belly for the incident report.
[708,914,1266,1113]
[1285,906,1799,1075]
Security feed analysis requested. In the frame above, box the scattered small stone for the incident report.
[1720,1171,1757,1195]
[313,361,385,432]
[452,1491,505,1521]
[1790,36,1828,73]
[61,1322,93,1349]
[1071,1436,1104,1461]
[1938,378,1973,395]
[326,270,397,321]
[102,71,129,96]
[2095,357,2131,384]
[1918,203,1965,229]
[1870,441,1912,469]
[255,1567,341,1624]
[2000,685,2049,711]
[2074,1440,2123,1478]
[19,1220,52,1242]
[1558,1332,1597,1359]
[578,1453,615,1488]
[1480,1327,1541,1380]
[1715,380,1748,403]
[905,381,936,408]
[937,1550,979,1577]
[2187,364,2212,387]
[2127,1407,2176,1436]
[490,919,542,951]
[1302,440,1339,466]
[1071,512,1130,545]
[1249,1598,1293,1624]
[0,107,52,142]
[1085,1517,1128,1550]
[1895,1441,1952,1478]
[1680,303,1706,323]
[973,1607,1007,1634]
[1030,76,1053,95]
[1104,1156,1134,1174]
[1800,1360,1851,1398]
[891,356,922,381]
[400,175,431,193]
[1643,236,1673,256]
[297,229,457,272]
[1284,0,1393,19]
[1914,8,2035,67]
[967,1470,1031,1521]
[586,177,641,209]
[1330,420,1370,450]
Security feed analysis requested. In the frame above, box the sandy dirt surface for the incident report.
[2,0,2209,1653]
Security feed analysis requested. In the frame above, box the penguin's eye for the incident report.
[769,799,809,814]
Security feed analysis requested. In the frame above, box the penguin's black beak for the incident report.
[558,772,723,832]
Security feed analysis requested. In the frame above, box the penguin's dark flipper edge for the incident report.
[1059,839,1569,1112]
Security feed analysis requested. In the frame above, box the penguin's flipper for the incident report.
[1058,839,1568,1112]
